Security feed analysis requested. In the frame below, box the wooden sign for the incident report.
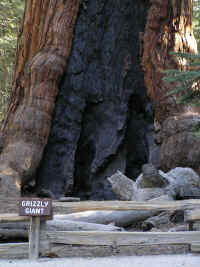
[19,198,52,217]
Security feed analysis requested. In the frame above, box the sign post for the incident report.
[29,216,40,260]
[19,198,52,260]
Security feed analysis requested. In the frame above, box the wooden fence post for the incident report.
[29,216,41,260]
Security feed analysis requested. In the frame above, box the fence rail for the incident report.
[53,199,200,213]
[1,199,200,259]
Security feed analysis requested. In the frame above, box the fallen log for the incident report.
[107,166,200,202]
[137,164,169,188]
[184,209,200,231]
[46,220,122,231]
[107,171,136,200]
[168,224,198,232]
[58,197,81,202]
[184,209,200,223]
[135,188,168,201]
[54,195,172,227]
[0,222,29,230]
[0,220,122,241]
[0,214,29,223]
[142,211,172,231]
[0,229,27,241]
[190,242,200,253]
[54,210,158,227]
[107,169,172,201]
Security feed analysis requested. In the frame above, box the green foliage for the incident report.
[163,2,200,106]
[163,52,200,105]
[0,0,24,121]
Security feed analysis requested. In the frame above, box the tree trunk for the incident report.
[142,0,199,173]
[36,0,153,199]
[0,0,196,199]
[142,0,197,122]
[0,0,80,194]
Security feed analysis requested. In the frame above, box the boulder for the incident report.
[159,167,200,199]
[160,115,200,173]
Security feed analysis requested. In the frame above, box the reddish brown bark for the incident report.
[142,0,197,123]
[142,0,200,173]
[0,0,197,197]
[0,0,80,193]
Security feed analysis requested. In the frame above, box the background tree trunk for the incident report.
[142,0,199,173]
[142,0,197,122]
[0,0,196,199]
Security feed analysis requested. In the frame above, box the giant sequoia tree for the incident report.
[0,0,197,199]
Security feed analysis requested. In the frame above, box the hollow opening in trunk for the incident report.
[36,0,154,199]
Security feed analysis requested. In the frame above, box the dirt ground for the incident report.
[1,254,200,267]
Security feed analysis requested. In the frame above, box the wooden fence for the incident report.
[1,199,200,259]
